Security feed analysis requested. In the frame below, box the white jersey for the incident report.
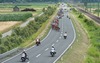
[22,53,25,57]
[51,48,55,52]
[64,33,67,36]
[36,39,40,42]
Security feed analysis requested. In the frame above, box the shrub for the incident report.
[84,18,88,23]
[85,56,95,63]
[88,46,100,57]
[78,13,84,18]
[0,45,7,54]
[72,8,77,12]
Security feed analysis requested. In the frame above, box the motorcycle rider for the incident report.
[21,50,29,62]
[51,46,55,52]
[50,46,56,56]
[36,38,40,46]
[64,32,67,39]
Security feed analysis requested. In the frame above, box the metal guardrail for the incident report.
[0,47,18,59]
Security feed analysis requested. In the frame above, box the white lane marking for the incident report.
[53,13,76,63]
[59,37,61,39]
[36,54,41,58]
[52,44,55,46]
[56,40,59,42]
[27,61,30,63]
[2,29,52,63]
[61,34,62,36]
[45,48,49,51]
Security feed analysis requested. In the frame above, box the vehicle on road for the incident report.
[51,19,60,31]
[50,46,56,57]
[64,32,67,39]
[21,50,29,62]
[36,38,41,46]
[50,51,56,57]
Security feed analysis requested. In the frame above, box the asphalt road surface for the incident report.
[2,10,76,63]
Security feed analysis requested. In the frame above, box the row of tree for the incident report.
[0,0,59,3]
[0,6,56,54]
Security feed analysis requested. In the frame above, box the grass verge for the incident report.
[69,8,100,63]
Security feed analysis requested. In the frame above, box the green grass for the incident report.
[73,8,100,63]
[0,3,50,21]
[0,12,32,21]
[0,3,54,9]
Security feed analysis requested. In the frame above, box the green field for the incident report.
[0,3,55,21]
[0,3,51,8]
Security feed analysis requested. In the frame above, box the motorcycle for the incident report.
[21,56,29,62]
[50,52,56,57]
[64,36,67,39]
[36,42,40,46]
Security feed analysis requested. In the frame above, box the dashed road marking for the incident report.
[61,34,62,36]
[59,37,61,39]
[56,40,59,42]
[45,48,49,51]
[52,44,55,46]
[27,61,30,63]
[36,54,41,58]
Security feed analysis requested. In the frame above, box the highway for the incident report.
[2,9,76,63]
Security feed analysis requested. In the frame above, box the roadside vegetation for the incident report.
[72,8,100,63]
[0,6,56,54]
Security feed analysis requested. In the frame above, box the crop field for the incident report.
[0,3,54,33]
[0,3,52,13]
[0,21,21,32]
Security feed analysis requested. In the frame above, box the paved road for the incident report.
[2,10,76,63]
[77,7,100,24]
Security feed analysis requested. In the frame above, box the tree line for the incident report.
[0,0,59,3]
